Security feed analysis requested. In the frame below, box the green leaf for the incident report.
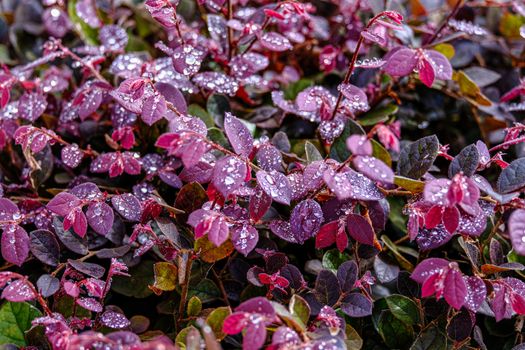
[377,311,414,348]
[67,0,99,45]
[397,135,439,179]
[381,235,414,272]
[305,141,323,164]
[360,104,398,126]
[205,306,231,340]
[207,127,229,148]
[394,176,425,193]
[385,294,420,326]
[188,104,214,128]
[188,279,221,303]
[152,262,178,292]
[322,249,349,270]
[289,295,310,326]
[410,323,447,350]
[0,302,42,346]
[207,94,230,125]
[112,260,155,298]
[330,119,365,162]
[371,139,392,167]
[186,296,202,316]
[345,324,363,350]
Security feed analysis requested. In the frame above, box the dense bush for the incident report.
[1,0,525,349]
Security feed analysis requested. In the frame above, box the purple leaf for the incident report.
[212,156,247,197]
[509,209,525,255]
[18,91,47,122]
[353,156,394,184]
[172,44,206,76]
[444,268,468,309]
[142,93,167,126]
[425,50,453,81]
[29,229,60,266]
[256,170,291,205]
[346,135,372,156]
[111,194,142,222]
[236,297,275,317]
[337,261,358,291]
[231,224,258,256]
[256,144,283,172]
[323,168,383,201]
[86,202,114,236]
[346,213,375,246]
[37,274,60,297]
[411,258,449,284]
[383,48,417,76]
[416,225,453,251]
[338,84,369,111]
[109,54,145,79]
[61,144,84,168]
[1,279,36,302]
[464,276,487,312]
[0,198,19,221]
[192,72,239,96]
[1,225,30,266]
[207,215,230,246]
[47,192,81,216]
[68,259,106,279]
[314,270,340,306]
[259,32,292,52]
[76,0,102,28]
[100,310,131,329]
[70,182,103,200]
[99,25,128,52]
[43,7,71,38]
[341,293,373,317]
[224,112,254,157]
[290,199,324,244]
[77,297,103,312]
[155,82,188,116]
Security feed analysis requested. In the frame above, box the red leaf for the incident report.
[425,205,443,229]
[443,206,460,234]
[418,58,435,87]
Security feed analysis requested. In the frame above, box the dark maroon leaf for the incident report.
[314,270,340,306]
[341,293,373,317]
[29,229,60,266]
[290,199,324,244]
[68,259,106,279]
[111,194,142,222]
[346,214,375,246]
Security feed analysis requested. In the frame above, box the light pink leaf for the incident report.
[352,156,394,184]
[383,48,417,76]
[425,50,453,81]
